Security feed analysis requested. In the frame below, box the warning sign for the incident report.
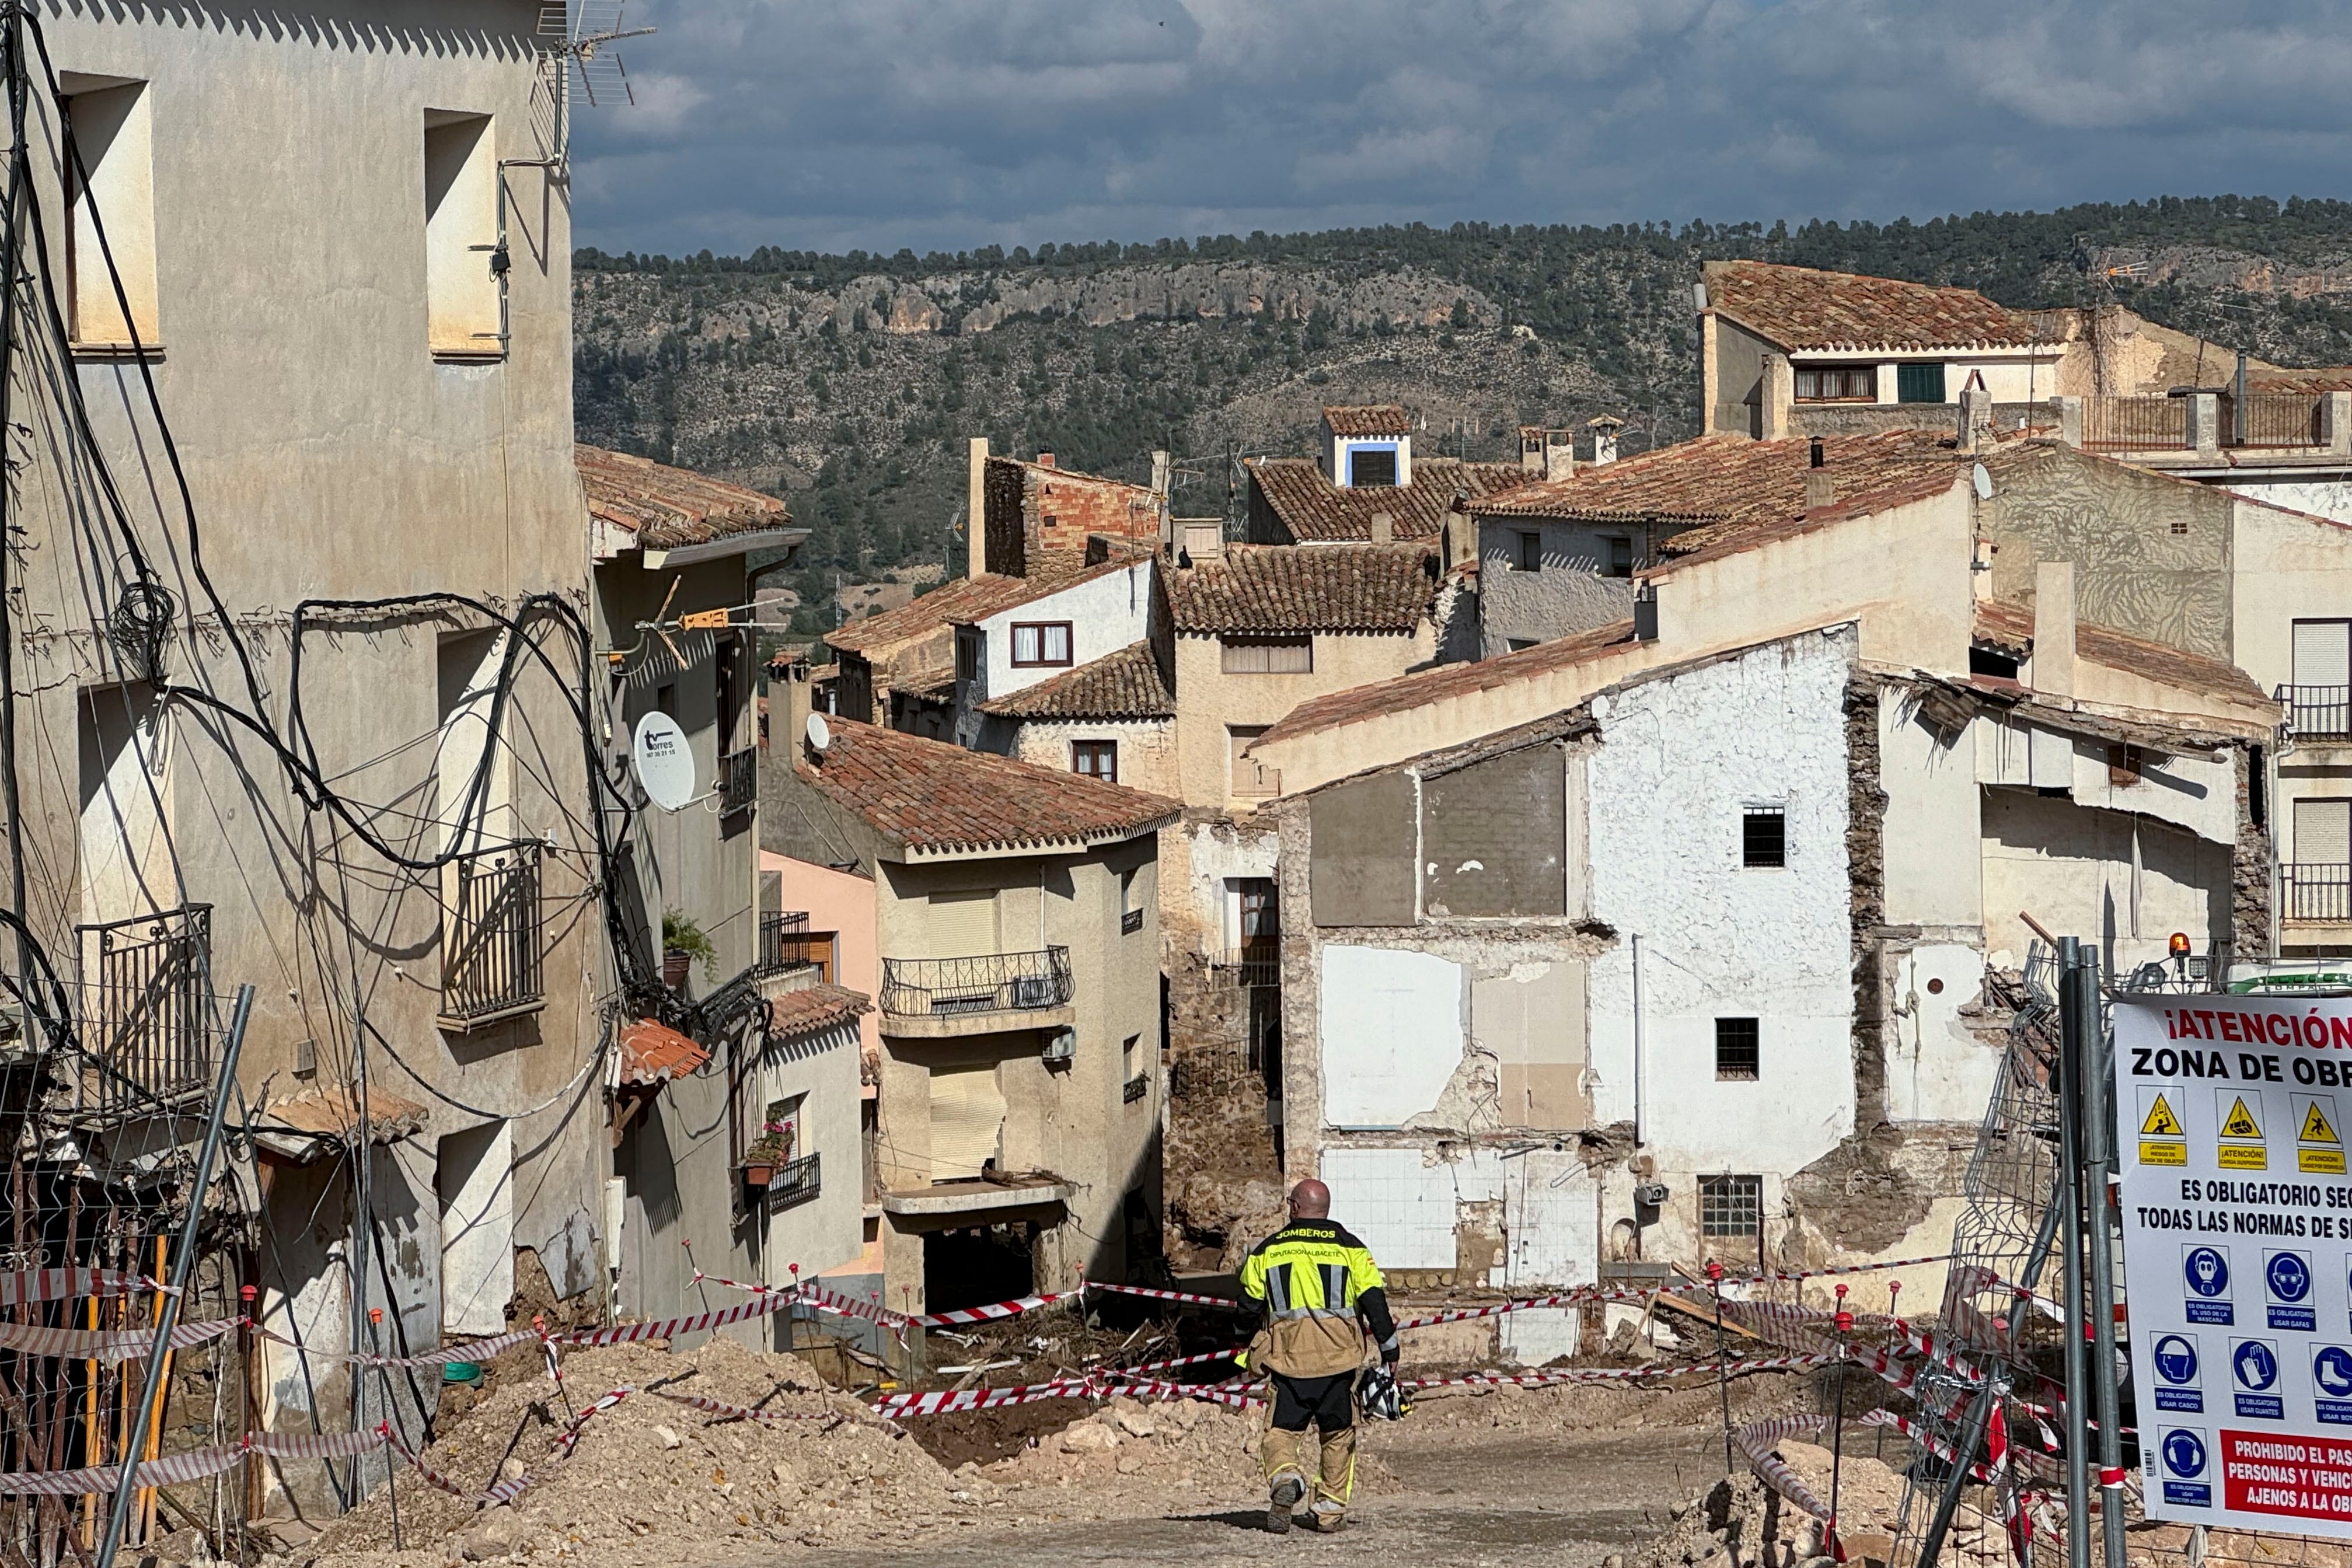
[2143,1087,2190,1165]
[2120,993,2352,1539]
[2301,1096,2346,1176]
[2220,1092,2270,1170]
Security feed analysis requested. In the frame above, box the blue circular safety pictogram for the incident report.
[2164,1431,2208,1479]
[2270,1252,2313,1302]
[2186,1248,2230,1297]
[2316,1347,2352,1399]
[2235,1340,2280,1390]
[2154,1336,2199,1385]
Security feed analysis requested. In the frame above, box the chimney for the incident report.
[966,436,988,577]
[1586,415,1622,468]
[1803,438,1833,511]
[1037,451,1056,469]
[1369,511,1394,546]
[2034,560,2076,698]
[1519,426,1545,474]
[1957,369,1994,453]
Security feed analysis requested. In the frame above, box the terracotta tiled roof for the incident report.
[1165,544,1439,635]
[1704,260,2041,352]
[800,719,1178,855]
[823,558,1113,655]
[2248,369,2352,396]
[980,641,1175,720]
[1254,621,1639,749]
[618,1018,711,1086]
[764,982,872,1039]
[259,1083,427,1144]
[578,444,794,549]
[1323,404,1412,437]
[1971,600,2268,704]
[1248,455,1533,543]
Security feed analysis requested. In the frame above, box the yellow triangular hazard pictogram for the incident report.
[2221,1097,2264,1140]
[2304,1103,2341,1145]
[2142,1095,2185,1137]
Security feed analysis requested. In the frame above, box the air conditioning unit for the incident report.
[1041,1027,1076,1066]
[1009,976,1056,1010]
[1634,1182,1670,1209]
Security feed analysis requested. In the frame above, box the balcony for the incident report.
[760,910,812,972]
[878,948,1073,1038]
[2280,685,2352,742]
[439,841,545,1030]
[76,905,213,1117]
[1210,945,1281,989]
[2285,864,2352,924]
[2081,390,2340,460]
[1123,1073,1150,1103]
[720,743,758,819]
[757,1153,821,1210]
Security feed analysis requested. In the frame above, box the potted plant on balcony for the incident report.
[661,909,717,991]
[741,1120,794,1188]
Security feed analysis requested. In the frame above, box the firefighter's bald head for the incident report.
[1288,1179,1331,1219]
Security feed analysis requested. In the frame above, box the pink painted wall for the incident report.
[764,848,879,1064]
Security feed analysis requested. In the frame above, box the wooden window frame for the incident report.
[1072,739,1118,783]
[1515,531,1543,573]
[1220,635,1314,675]
[1603,536,1634,578]
[1793,364,1877,403]
[954,627,982,685]
[1009,621,1073,668]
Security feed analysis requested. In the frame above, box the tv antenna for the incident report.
[532,4,657,167]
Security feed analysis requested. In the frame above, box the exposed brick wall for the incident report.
[984,457,1158,575]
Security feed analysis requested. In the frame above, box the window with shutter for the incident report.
[2297,798,2352,866]
[1221,637,1313,673]
[1896,363,1947,404]
[927,890,997,958]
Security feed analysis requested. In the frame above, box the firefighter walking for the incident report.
[1238,1178,1402,1534]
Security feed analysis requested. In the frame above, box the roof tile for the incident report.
[1322,404,1412,437]
[1165,544,1439,635]
[1705,260,2041,352]
[763,983,873,1039]
[824,558,1112,655]
[1249,456,1532,542]
[1972,600,2268,705]
[800,719,1178,854]
[979,641,1175,720]
[1254,621,1638,749]
[578,444,793,549]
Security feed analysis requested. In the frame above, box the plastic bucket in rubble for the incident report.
[443,1361,484,1385]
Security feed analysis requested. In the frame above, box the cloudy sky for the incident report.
[568,0,2352,259]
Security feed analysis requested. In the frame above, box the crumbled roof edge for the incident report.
[978,641,1175,720]
[578,443,792,549]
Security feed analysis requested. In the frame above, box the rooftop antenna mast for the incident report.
[532,4,657,171]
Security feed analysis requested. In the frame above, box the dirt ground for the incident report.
[234,1339,1921,1568]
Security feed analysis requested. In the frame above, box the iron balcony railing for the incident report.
[765,1153,821,1209]
[2280,684,2352,740]
[1210,945,1280,989]
[880,948,1072,1018]
[2081,394,2189,451]
[2285,864,2352,924]
[720,744,758,818]
[759,910,813,973]
[2229,392,2327,448]
[441,841,545,1025]
[2082,392,2328,452]
[76,905,212,1115]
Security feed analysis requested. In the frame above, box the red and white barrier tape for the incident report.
[1861,1408,1991,1481]
[1101,1347,1244,1377]
[874,1378,1099,1417]
[0,1269,170,1308]
[381,1422,531,1507]
[0,1314,233,1363]
[555,1287,795,1347]
[1086,1283,1244,1309]
[249,1321,540,1370]
[909,1288,1086,1328]
[1737,1415,1833,1521]
[0,1427,383,1497]
[1713,1255,1952,1287]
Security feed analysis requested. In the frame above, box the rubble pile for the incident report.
[1633,1439,1921,1568]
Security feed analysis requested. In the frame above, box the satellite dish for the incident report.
[805,711,831,753]
[631,711,696,811]
[1971,462,1993,501]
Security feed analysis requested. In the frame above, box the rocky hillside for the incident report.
[572,196,2352,635]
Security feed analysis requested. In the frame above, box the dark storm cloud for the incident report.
[567,0,2352,255]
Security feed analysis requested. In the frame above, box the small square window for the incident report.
[1700,1174,1763,1238]
[1516,532,1543,572]
[1073,739,1117,783]
[1348,446,1397,487]
[1742,806,1786,869]
[1715,1018,1760,1081]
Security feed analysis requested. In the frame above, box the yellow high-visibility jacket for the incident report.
[1237,1220,1400,1380]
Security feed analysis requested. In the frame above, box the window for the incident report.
[1221,636,1313,674]
[1715,1018,1760,1081]
[1516,532,1543,573]
[760,1095,805,1165]
[1895,363,1947,404]
[1604,536,1634,578]
[1241,879,1279,940]
[1506,638,1538,653]
[1119,866,1143,934]
[1348,446,1398,487]
[61,76,158,348]
[1742,805,1786,869]
[1230,726,1276,798]
[1122,1033,1138,1078]
[1700,1175,1763,1238]
[1793,365,1875,402]
[1123,1036,1149,1102]
[955,627,981,685]
[1010,621,1073,667]
[423,111,500,359]
[1073,739,1117,783]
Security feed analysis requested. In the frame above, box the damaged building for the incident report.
[1246,409,2310,1313]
